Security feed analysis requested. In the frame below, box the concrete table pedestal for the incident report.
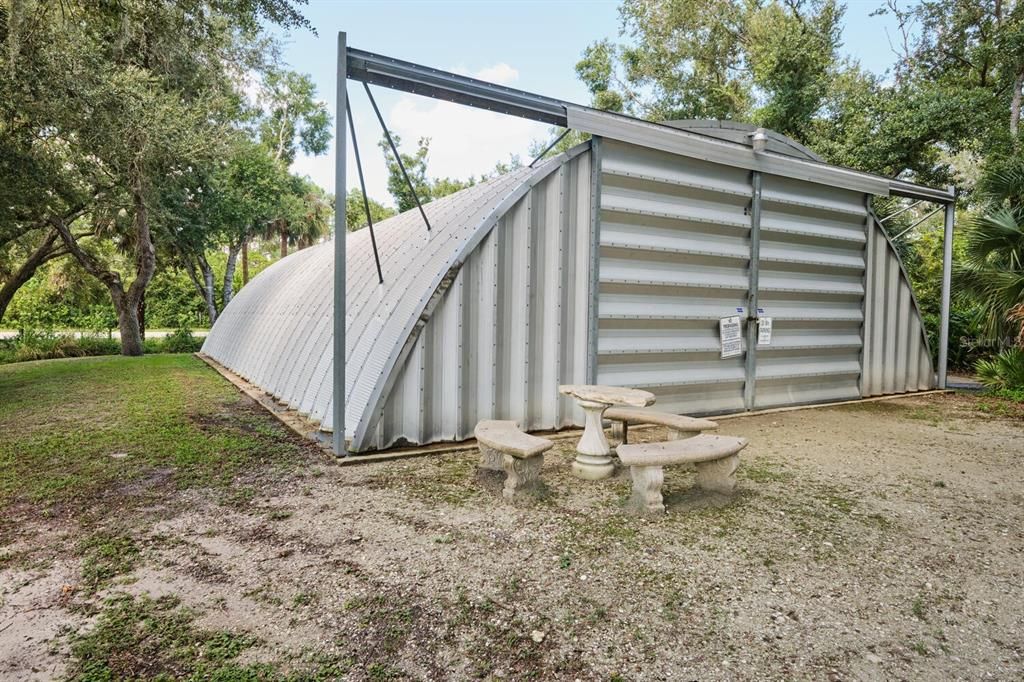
[570,399,617,480]
[558,384,656,481]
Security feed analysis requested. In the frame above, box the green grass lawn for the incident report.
[0,354,316,534]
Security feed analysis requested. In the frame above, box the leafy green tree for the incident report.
[379,136,518,209]
[0,0,309,354]
[255,67,332,259]
[345,188,396,232]
[745,0,842,139]
[380,135,434,212]
[280,175,333,251]
[257,69,331,165]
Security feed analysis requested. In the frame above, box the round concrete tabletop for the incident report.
[558,384,656,407]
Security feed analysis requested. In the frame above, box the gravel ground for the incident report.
[2,391,1023,680]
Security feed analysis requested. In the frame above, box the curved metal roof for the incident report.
[202,146,587,442]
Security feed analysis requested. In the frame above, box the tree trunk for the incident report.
[114,288,145,356]
[280,227,288,258]
[51,181,155,356]
[223,242,241,308]
[202,265,217,324]
[241,239,249,285]
[0,229,63,322]
[136,291,145,340]
[1011,70,1024,142]
[119,183,156,356]
[183,256,218,325]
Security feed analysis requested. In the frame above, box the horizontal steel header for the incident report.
[343,41,954,203]
[568,107,892,197]
[347,48,568,127]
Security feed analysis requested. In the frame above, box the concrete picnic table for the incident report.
[558,384,656,480]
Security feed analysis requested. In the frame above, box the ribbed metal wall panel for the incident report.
[204,131,936,453]
[753,175,867,408]
[372,152,592,449]
[595,140,751,415]
[862,213,935,395]
[203,147,590,450]
[594,140,933,417]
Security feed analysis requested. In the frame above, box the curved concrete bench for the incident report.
[617,434,748,515]
[474,420,554,501]
[606,406,718,444]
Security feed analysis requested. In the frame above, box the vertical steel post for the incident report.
[585,136,603,384]
[743,171,763,410]
[937,187,956,389]
[332,32,348,456]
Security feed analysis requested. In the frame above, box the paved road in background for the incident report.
[0,330,210,340]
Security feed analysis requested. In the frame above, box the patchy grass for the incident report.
[66,593,263,681]
[0,355,317,526]
[3,365,1024,680]
[78,532,140,593]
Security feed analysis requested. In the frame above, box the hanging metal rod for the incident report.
[528,129,571,168]
[362,81,432,233]
[892,207,943,240]
[879,200,923,224]
[346,97,384,284]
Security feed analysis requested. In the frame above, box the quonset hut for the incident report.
[202,42,956,454]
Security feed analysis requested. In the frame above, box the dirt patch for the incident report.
[2,392,1024,679]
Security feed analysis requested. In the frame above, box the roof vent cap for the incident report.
[750,128,769,152]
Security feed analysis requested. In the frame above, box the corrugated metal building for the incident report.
[203,113,939,453]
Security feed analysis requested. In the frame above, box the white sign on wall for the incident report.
[758,317,773,346]
[719,316,742,358]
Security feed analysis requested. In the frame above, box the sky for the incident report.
[271,0,905,205]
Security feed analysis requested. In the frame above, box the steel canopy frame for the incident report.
[332,32,957,455]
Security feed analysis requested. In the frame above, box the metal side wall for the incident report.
[595,140,752,415]
[371,151,593,449]
[862,215,935,395]
[754,175,867,408]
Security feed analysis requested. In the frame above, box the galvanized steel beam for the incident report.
[586,137,602,384]
[344,45,953,203]
[890,179,956,204]
[891,207,943,241]
[333,32,348,456]
[938,189,956,388]
[346,48,568,127]
[878,200,922,223]
[744,171,763,410]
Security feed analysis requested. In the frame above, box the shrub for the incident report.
[975,347,1024,390]
[162,327,202,354]
[0,328,202,365]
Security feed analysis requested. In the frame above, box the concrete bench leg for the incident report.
[610,420,628,446]
[695,453,740,495]
[478,444,504,471]
[667,428,698,441]
[502,454,544,501]
[627,465,665,515]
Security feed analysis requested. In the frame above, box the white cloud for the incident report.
[290,63,552,207]
[457,62,519,85]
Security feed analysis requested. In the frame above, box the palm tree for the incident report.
[957,164,1024,343]
[261,176,332,257]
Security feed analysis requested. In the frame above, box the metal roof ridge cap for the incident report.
[569,106,953,200]
[348,143,591,450]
